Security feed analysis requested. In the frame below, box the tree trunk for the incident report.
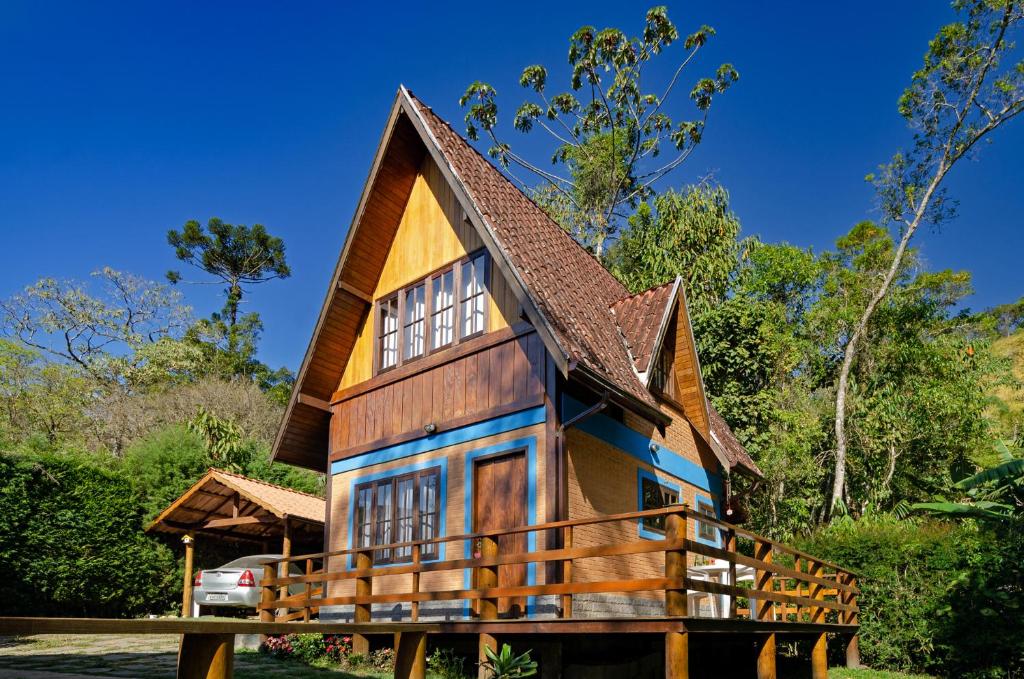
[828,169,945,516]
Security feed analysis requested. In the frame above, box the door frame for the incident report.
[462,437,539,616]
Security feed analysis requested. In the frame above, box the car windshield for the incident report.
[219,555,281,569]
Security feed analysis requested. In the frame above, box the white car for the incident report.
[193,554,303,611]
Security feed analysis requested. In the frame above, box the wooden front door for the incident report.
[473,451,528,617]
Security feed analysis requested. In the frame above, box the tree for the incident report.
[608,181,742,314]
[460,6,737,258]
[914,439,1024,521]
[166,217,290,363]
[0,268,198,392]
[829,0,1024,515]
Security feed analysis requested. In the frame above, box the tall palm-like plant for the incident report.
[914,440,1024,521]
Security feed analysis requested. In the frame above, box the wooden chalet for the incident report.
[260,87,860,678]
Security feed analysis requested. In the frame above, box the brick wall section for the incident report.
[566,406,722,600]
[326,422,547,602]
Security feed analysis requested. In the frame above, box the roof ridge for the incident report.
[209,467,324,500]
[404,91,628,299]
[609,278,679,307]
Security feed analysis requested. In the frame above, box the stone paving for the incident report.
[0,634,348,678]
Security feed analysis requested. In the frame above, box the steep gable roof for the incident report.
[611,278,680,377]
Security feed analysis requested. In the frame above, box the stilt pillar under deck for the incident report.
[756,633,777,679]
[177,633,233,679]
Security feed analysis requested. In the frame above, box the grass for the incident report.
[828,669,935,679]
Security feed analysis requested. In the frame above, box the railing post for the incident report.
[726,528,737,619]
[477,534,499,679]
[664,507,689,679]
[260,564,275,623]
[410,543,421,622]
[754,538,776,679]
[303,558,313,623]
[754,538,774,622]
[353,549,373,656]
[561,526,573,618]
[808,560,824,624]
[844,573,862,668]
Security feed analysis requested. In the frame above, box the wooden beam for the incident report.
[338,279,373,304]
[298,392,332,413]
[203,515,271,530]
[181,535,195,618]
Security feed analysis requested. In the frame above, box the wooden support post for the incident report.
[394,631,427,679]
[809,559,825,623]
[303,558,313,623]
[664,509,688,617]
[560,526,573,618]
[756,633,777,679]
[353,549,373,656]
[177,633,233,679]
[665,631,689,679]
[278,517,292,601]
[811,632,828,679]
[664,509,690,679]
[410,543,421,622]
[260,564,275,623]
[754,539,774,622]
[726,528,738,619]
[846,634,862,669]
[181,534,195,618]
[477,535,499,621]
[478,633,497,679]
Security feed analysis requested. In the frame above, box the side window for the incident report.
[639,474,679,535]
[697,498,717,541]
[460,253,487,338]
[431,268,456,349]
[353,467,442,564]
[403,283,426,361]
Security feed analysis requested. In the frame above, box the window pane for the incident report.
[431,269,454,348]
[379,298,399,370]
[403,284,425,360]
[375,482,393,561]
[418,472,439,557]
[460,255,486,338]
[355,487,373,549]
[641,477,669,533]
[395,477,415,560]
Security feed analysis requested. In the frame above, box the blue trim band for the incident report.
[330,406,546,475]
[563,396,721,495]
[637,469,681,540]
[461,437,539,617]
[345,458,449,569]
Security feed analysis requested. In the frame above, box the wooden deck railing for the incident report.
[256,505,859,627]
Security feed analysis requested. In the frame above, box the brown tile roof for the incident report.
[708,405,762,477]
[148,468,325,539]
[405,90,657,410]
[611,279,679,375]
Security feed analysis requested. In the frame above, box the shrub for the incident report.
[370,647,395,670]
[429,648,470,679]
[0,450,177,617]
[795,515,1024,678]
[260,635,293,658]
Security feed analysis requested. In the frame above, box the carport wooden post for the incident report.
[181,534,195,618]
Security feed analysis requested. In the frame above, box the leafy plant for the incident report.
[914,440,1023,521]
[428,648,470,679]
[480,644,537,678]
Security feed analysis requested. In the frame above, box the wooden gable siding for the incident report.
[337,154,521,391]
[273,112,424,471]
[329,327,546,462]
[670,299,709,437]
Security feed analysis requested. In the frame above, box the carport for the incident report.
[146,468,325,616]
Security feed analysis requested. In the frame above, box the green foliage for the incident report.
[914,440,1024,521]
[461,7,736,257]
[609,181,742,315]
[123,424,210,520]
[428,648,470,679]
[0,450,177,617]
[796,516,1024,678]
[480,644,537,678]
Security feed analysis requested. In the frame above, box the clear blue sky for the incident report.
[2,1,1021,372]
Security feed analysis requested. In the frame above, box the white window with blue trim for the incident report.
[637,469,680,539]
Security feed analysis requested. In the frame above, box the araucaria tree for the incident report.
[460,6,737,258]
[167,217,290,375]
[829,0,1024,514]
